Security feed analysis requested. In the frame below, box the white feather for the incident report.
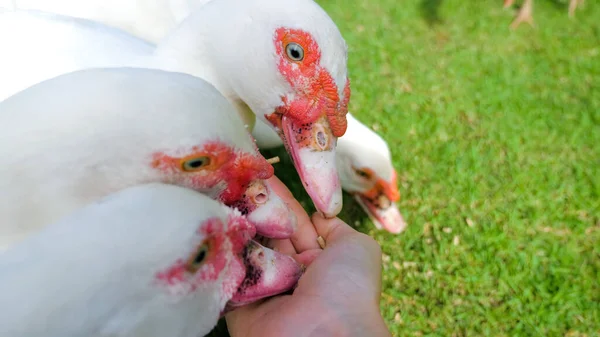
[0,0,349,129]
[0,10,153,101]
[0,183,242,337]
[0,0,351,219]
[0,0,213,43]
[0,67,257,250]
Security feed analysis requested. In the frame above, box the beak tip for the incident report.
[355,195,408,235]
[307,174,343,218]
[228,241,303,306]
[248,201,298,239]
[385,221,407,234]
[380,205,408,234]
[317,188,343,218]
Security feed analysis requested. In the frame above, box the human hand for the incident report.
[225,176,391,337]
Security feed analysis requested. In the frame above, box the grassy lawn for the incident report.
[212,0,600,336]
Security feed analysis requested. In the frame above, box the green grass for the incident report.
[210,0,600,336]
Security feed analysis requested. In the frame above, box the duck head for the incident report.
[158,0,351,217]
[0,68,296,239]
[0,184,302,337]
[336,115,407,234]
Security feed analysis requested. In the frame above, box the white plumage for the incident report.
[0,67,296,250]
[0,0,407,232]
[0,183,302,337]
[0,0,212,43]
[0,0,351,217]
[0,10,153,101]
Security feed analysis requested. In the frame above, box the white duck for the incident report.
[0,0,351,218]
[0,0,408,234]
[0,67,297,250]
[0,0,211,43]
[0,183,303,337]
[254,114,407,234]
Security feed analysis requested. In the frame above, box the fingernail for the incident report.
[312,212,325,220]
[316,236,326,249]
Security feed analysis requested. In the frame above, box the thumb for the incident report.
[311,212,362,245]
[310,212,384,299]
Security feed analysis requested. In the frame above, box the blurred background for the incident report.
[214,0,599,336]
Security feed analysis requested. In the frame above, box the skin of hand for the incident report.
[225,176,392,337]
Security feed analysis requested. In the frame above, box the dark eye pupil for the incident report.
[194,249,207,264]
[290,48,301,59]
[188,159,205,168]
[286,43,304,61]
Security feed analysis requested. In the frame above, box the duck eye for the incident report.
[185,243,210,273]
[355,169,371,179]
[285,42,304,61]
[182,156,211,171]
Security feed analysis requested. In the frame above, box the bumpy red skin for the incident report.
[361,169,401,204]
[155,214,303,312]
[154,214,256,300]
[266,28,351,140]
[151,141,274,205]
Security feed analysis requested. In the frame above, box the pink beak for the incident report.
[281,115,343,218]
[355,195,407,234]
[244,180,297,239]
[226,240,303,308]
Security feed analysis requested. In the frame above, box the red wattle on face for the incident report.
[262,27,351,218]
[152,141,296,239]
[216,151,273,205]
[151,141,274,205]
[362,169,401,203]
[272,27,350,137]
[154,215,255,297]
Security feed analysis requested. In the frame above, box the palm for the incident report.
[228,240,383,336]
[225,177,390,337]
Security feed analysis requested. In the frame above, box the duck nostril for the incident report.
[378,194,391,209]
[316,130,327,149]
[253,192,268,204]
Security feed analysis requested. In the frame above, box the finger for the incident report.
[266,177,320,252]
[268,238,297,255]
[266,175,294,200]
[293,248,322,266]
[288,201,320,252]
[225,294,289,335]
[310,212,358,244]
[311,213,384,298]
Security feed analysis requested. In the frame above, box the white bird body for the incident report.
[0,0,351,217]
[0,67,295,250]
[0,183,302,337]
[0,10,153,101]
[0,0,212,43]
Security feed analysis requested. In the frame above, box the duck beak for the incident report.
[242,180,297,239]
[354,175,407,234]
[355,195,407,234]
[226,240,303,308]
[280,115,343,218]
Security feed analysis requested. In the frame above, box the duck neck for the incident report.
[152,12,257,130]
